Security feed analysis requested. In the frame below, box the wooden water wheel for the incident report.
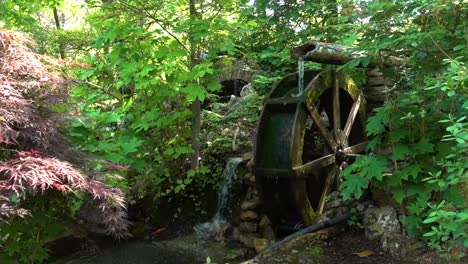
[253,41,394,230]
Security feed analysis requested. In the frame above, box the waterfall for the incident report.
[195,157,242,242]
[298,57,305,95]
[213,157,242,221]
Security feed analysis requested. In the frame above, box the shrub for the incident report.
[0,28,129,263]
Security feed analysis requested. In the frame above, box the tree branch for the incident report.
[117,0,189,52]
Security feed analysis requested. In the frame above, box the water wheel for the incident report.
[254,70,368,229]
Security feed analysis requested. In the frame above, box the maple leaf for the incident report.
[339,174,369,200]
[366,101,391,136]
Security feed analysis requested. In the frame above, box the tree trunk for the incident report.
[52,7,65,59]
[292,41,364,65]
[189,0,201,170]
[291,41,404,67]
[190,98,201,169]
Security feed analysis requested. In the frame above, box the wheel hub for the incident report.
[335,147,347,165]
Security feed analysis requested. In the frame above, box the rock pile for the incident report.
[232,166,276,254]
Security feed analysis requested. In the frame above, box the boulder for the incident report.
[240,210,259,221]
[246,159,254,171]
[381,233,405,256]
[262,225,276,242]
[253,238,269,253]
[242,152,253,162]
[243,172,255,180]
[249,175,256,184]
[241,198,260,211]
[363,206,402,240]
[259,215,272,229]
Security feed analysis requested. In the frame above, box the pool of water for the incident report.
[55,234,242,264]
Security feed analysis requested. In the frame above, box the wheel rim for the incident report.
[254,70,367,228]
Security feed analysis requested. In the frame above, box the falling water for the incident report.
[194,157,242,242]
[298,57,305,95]
[213,157,242,221]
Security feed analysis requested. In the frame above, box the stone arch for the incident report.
[217,61,253,84]
[215,59,253,99]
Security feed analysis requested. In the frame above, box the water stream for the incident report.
[298,57,305,95]
[195,157,243,242]
[213,157,243,222]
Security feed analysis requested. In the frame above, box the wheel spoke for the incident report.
[344,141,368,154]
[316,165,337,214]
[307,106,338,150]
[293,154,335,179]
[346,153,365,157]
[333,73,341,142]
[342,94,363,144]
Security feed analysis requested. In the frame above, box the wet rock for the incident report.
[241,198,260,211]
[363,206,401,240]
[259,215,272,229]
[244,172,255,180]
[245,186,254,200]
[247,159,254,171]
[262,225,276,242]
[242,152,253,162]
[239,222,258,233]
[381,233,405,256]
[240,210,259,221]
[254,238,269,253]
[249,175,256,184]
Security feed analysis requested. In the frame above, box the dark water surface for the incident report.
[59,242,201,264]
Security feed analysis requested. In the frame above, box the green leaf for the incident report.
[444,187,464,207]
[366,135,382,151]
[182,83,207,102]
[392,145,410,160]
[362,156,388,181]
[413,139,434,155]
[339,174,369,200]
[393,189,406,203]
[121,138,144,154]
[402,215,422,236]
[366,101,391,136]
[423,216,439,224]
[207,81,222,91]
[398,165,421,181]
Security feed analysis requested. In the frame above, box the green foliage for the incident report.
[65,0,245,206]
[0,0,62,30]
[340,155,388,200]
[341,57,467,259]
[333,1,468,260]
[2,0,467,261]
[202,92,263,157]
[0,192,83,263]
[309,245,322,257]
